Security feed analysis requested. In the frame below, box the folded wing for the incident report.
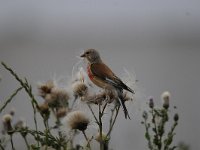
[90,63,134,94]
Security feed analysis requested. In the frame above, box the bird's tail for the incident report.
[117,89,131,119]
[125,86,135,94]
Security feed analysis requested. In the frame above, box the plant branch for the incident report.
[1,62,39,108]
[1,62,41,146]
[22,136,30,150]
[82,131,91,150]
[144,118,153,150]
[101,102,108,115]
[10,135,15,150]
[164,121,178,150]
[87,104,99,125]
[98,104,103,150]
[0,87,23,113]
[106,105,120,138]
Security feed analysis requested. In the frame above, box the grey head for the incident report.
[80,49,102,63]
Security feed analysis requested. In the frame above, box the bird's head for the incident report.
[80,49,102,63]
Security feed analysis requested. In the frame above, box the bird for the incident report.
[80,49,134,119]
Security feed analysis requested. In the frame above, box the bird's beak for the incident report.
[80,53,86,58]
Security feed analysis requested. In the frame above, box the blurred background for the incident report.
[0,0,200,149]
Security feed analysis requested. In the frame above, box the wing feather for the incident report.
[90,63,115,80]
[90,63,134,93]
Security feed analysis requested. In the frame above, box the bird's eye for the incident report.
[85,52,90,54]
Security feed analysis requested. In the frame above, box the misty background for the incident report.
[0,0,200,149]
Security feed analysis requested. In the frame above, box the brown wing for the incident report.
[90,63,116,80]
[90,63,125,87]
[90,63,134,93]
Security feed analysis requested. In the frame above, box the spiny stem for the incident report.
[10,135,15,150]
[109,106,115,133]
[152,108,159,149]
[1,62,40,147]
[1,62,39,108]
[144,118,153,150]
[43,117,53,150]
[0,87,23,113]
[106,105,120,138]
[82,131,91,150]
[158,109,168,150]
[22,136,30,150]
[11,128,61,148]
[71,97,77,109]
[98,104,103,150]
[102,102,108,115]
[164,121,178,150]
[87,104,99,125]
[31,103,39,147]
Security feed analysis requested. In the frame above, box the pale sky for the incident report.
[0,0,200,149]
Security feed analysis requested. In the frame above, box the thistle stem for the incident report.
[152,108,159,149]
[22,136,30,150]
[10,135,15,150]
[82,131,91,150]
[87,104,99,125]
[31,103,39,147]
[144,118,153,150]
[71,97,77,109]
[98,104,103,150]
[0,87,23,113]
[106,105,120,138]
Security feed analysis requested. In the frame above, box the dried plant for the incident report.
[0,61,183,150]
[141,93,180,150]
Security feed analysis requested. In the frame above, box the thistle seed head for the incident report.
[65,111,90,131]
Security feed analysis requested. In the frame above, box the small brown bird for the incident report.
[80,49,134,119]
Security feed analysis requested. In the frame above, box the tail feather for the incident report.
[117,89,131,119]
[114,76,135,94]
[125,85,135,94]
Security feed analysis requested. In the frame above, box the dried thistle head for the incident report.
[103,90,117,103]
[83,90,118,105]
[56,107,69,118]
[148,96,154,109]
[44,87,69,108]
[2,114,12,124]
[65,111,90,131]
[174,113,179,122]
[9,108,15,116]
[2,114,13,131]
[161,91,170,109]
[38,103,50,116]
[44,93,57,107]
[49,87,69,108]
[38,80,55,98]
[123,91,133,102]
[72,82,88,98]
[84,94,104,105]
[14,119,26,129]
[142,111,148,120]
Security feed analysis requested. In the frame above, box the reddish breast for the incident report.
[87,65,94,80]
